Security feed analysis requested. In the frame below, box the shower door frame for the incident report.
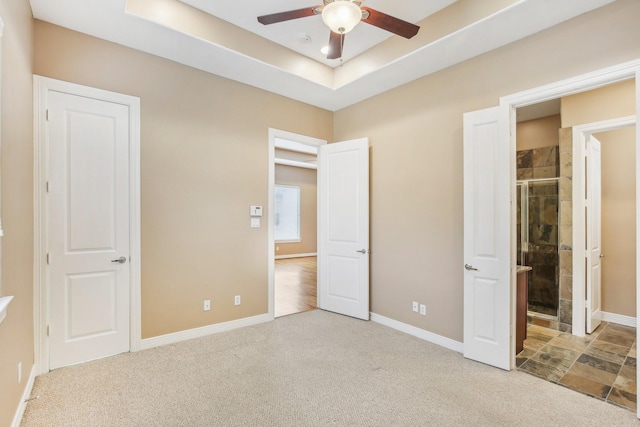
[517,177,560,319]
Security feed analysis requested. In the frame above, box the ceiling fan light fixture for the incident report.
[321,0,362,34]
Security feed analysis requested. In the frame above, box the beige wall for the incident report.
[333,0,640,341]
[561,80,635,128]
[0,0,35,425]
[596,127,636,317]
[3,1,640,420]
[275,165,317,256]
[516,115,561,151]
[561,80,636,318]
[33,21,333,339]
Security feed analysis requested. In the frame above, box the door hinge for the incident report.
[46,181,50,193]
[46,253,50,265]
[46,109,49,121]
[47,325,50,336]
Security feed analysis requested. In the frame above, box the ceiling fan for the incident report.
[257,0,420,60]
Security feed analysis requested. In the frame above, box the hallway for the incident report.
[517,322,636,412]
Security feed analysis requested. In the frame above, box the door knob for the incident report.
[356,249,368,254]
[599,253,605,258]
[464,264,478,271]
[111,256,127,264]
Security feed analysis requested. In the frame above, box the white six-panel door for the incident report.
[586,135,603,333]
[48,90,131,369]
[318,138,370,320]
[463,107,511,370]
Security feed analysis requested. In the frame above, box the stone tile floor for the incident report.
[517,322,637,412]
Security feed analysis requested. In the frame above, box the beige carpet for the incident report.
[22,310,638,426]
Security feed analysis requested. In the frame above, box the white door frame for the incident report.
[33,76,142,374]
[268,128,326,319]
[572,116,636,336]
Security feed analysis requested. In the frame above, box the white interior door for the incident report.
[463,107,511,370]
[318,138,369,320]
[48,90,131,369]
[586,135,603,333]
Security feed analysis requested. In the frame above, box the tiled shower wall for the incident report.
[516,146,559,180]
[558,128,573,333]
[516,145,568,331]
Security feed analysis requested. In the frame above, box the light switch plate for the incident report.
[251,218,260,228]
[250,206,263,216]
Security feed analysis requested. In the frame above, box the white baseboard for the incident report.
[12,364,36,427]
[140,313,272,350]
[601,311,636,328]
[275,252,317,260]
[371,312,464,353]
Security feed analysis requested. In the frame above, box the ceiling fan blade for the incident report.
[327,31,344,60]
[257,7,319,25]
[361,7,420,39]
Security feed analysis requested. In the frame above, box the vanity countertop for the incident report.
[517,265,533,273]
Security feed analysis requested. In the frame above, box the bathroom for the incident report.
[513,80,637,411]
[515,79,637,333]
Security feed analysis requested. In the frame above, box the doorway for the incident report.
[513,82,637,337]
[572,116,637,336]
[514,98,637,411]
[502,63,639,373]
[268,129,325,318]
[273,137,319,317]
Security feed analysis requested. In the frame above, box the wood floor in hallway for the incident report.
[275,256,317,318]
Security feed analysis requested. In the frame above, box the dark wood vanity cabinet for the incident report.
[516,266,531,355]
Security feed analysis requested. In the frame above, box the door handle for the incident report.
[599,253,605,258]
[111,256,127,264]
[356,249,368,254]
[464,264,478,271]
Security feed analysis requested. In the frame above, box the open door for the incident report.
[586,135,603,333]
[463,107,511,370]
[318,138,370,320]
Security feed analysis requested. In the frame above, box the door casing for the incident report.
[571,116,636,336]
[33,76,141,374]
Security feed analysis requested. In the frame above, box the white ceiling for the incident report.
[29,0,616,111]
[180,0,456,67]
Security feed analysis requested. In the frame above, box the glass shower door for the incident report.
[526,180,559,317]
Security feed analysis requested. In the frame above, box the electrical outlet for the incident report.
[18,362,22,384]
[203,299,211,311]
[234,295,241,306]
[412,301,419,313]
[419,304,426,316]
